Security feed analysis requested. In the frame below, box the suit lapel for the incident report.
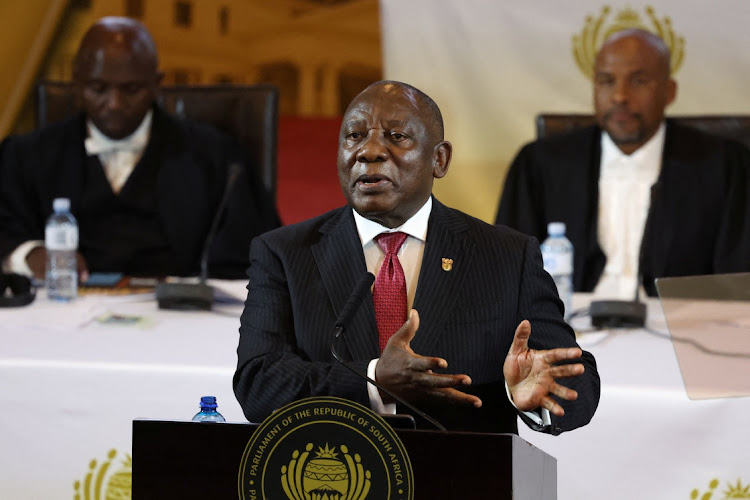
[410,199,473,355]
[312,208,379,360]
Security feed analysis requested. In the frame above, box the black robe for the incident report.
[496,121,750,296]
[0,106,280,278]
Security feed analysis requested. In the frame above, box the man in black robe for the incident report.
[0,17,279,280]
[496,29,750,296]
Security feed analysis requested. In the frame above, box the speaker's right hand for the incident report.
[375,309,482,408]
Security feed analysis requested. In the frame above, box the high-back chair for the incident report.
[34,80,279,202]
[535,113,750,149]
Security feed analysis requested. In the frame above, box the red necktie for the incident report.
[372,232,408,352]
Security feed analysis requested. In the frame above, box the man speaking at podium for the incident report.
[0,17,279,281]
[235,81,600,434]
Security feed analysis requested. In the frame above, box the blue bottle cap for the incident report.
[199,396,218,409]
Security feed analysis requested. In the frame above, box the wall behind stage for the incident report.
[380,0,750,223]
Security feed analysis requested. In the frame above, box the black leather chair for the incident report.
[34,80,279,202]
[535,113,750,149]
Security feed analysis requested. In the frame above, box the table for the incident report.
[2,289,748,499]
[1,281,249,499]
[518,296,750,500]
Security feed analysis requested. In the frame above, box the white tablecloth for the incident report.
[1,288,748,499]
[1,281,249,499]
[519,296,750,500]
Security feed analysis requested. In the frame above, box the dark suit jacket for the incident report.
[234,199,600,434]
[496,121,750,295]
[0,106,280,278]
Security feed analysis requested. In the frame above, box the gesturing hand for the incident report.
[503,320,584,416]
[375,309,482,408]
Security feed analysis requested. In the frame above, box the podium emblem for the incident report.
[238,397,413,499]
[282,443,370,499]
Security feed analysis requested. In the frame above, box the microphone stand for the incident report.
[589,298,646,328]
[155,163,243,310]
[589,233,649,328]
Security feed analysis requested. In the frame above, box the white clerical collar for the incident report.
[601,121,666,169]
[85,110,153,155]
[352,196,432,246]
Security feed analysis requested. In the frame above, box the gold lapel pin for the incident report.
[441,258,453,272]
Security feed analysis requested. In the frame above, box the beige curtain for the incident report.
[0,1,68,138]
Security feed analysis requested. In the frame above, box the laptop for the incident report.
[655,272,750,400]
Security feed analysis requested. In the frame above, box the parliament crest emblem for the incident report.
[573,5,685,80]
[73,448,132,500]
[238,397,413,499]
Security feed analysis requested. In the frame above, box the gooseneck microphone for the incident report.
[155,163,243,310]
[200,163,243,282]
[334,272,376,330]
[330,272,447,431]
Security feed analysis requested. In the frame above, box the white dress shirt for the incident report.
[354,197,431,414]
[2,112,153,276]
[595,123,665,299]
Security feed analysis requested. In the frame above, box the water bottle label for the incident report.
[542,253,573,275]
[45,226,78,251]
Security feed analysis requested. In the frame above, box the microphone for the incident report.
[334,272,376,329]
[330,272,446,431]
[155,163,243,310]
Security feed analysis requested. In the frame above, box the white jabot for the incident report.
[595,122,665,299]
[84,110,153,194]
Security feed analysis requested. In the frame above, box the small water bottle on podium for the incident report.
[192,396,226,422]
[45,198,78,301]
[541,222,574,319]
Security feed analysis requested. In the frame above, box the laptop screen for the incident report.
[655,272,750,400]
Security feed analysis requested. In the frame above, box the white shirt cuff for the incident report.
[367,359,396,414]
[2,240,44,277]
[505,380,551,427]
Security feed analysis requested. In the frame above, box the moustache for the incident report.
[603,108,641,122]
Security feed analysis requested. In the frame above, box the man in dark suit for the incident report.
[496,29,750,297]
[234,80,600,434]
[0,17,279,280]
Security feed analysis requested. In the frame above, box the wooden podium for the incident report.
[132,419,556,499]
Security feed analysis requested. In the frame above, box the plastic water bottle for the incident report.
[541,222,574,319]
[45,198,78,301]
[192,396,225,422]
